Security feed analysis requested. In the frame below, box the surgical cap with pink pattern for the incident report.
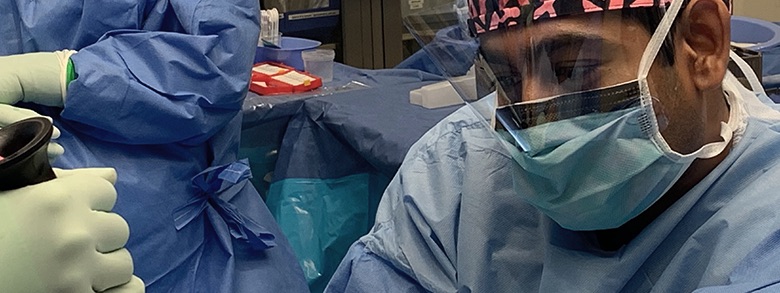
[467,0,732,34]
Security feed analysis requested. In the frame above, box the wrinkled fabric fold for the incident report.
[174,159,277,251]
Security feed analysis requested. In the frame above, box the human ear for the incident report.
[677,0,731,91]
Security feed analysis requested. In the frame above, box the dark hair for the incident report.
[620,7,682,66]
[620,0,733,66]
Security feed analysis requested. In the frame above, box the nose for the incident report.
[522,76,564,102]
[521,58,565,102]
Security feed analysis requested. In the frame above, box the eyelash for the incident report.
[554,64,599,84]
[491,60,603,102]
[496,64,599,88]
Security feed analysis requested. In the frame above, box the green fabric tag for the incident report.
[66,58,78,84]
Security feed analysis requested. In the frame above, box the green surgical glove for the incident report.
[0,104,65,161]
[0,168,144,293]
[0,50,76,108]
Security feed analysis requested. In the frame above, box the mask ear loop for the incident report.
[636,0,686,158]
[728,49,768,96]
[637,1,684,81]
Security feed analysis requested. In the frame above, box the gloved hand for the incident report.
[0,103,65,161]
[0,50,76,108]
[0,168,144,293]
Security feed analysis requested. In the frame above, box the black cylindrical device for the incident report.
[0,117,57,191]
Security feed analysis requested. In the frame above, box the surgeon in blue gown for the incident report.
[327,0,780,292]
[0,1,308,292]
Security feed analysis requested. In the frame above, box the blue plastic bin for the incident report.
[731,16,780,78]
[731,16,780,51]
[255,36,321,70]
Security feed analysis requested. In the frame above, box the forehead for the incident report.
[479,11,649,56]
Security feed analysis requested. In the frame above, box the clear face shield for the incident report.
[403,0,678,153]
[403,0,738,231]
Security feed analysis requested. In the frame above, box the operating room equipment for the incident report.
[301,48,335,82]
[731,17,780,78]
[260,8,281,48]
[409,65,476,109]
[0,104,64,161]
[255,36,322,71]
[259,0,340,49]
[0,117,56,191]
[249,62,322,95]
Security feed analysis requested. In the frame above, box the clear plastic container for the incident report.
[301,49,336,82]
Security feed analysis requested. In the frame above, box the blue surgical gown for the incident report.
[326,82,780,292]
[0,1,308,292]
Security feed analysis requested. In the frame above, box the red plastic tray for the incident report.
[249,62,322,95]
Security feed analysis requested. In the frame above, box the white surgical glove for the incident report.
[0,50,76,108]
[0,103,64,161]
[0,168,144,293]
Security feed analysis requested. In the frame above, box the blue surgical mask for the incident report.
[497,86,738,230]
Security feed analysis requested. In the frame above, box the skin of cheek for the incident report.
[647,63,706,154]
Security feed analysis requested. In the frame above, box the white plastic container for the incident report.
[301,49,336,82]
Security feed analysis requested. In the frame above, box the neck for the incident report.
[594,88,732,251]
[671,87,732,193]
[593,144,731,251]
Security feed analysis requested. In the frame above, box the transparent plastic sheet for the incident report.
[402,0,487,120]
[401,0,665,145]
[243,80,371,119]
[267,172,389,293]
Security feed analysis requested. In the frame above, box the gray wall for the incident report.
[733,0,780,22]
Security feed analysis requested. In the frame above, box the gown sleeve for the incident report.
[62,0,259,145]
[325,242,430,293]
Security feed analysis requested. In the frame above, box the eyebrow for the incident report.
[531,33,606,53]
[483,32,620,62]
